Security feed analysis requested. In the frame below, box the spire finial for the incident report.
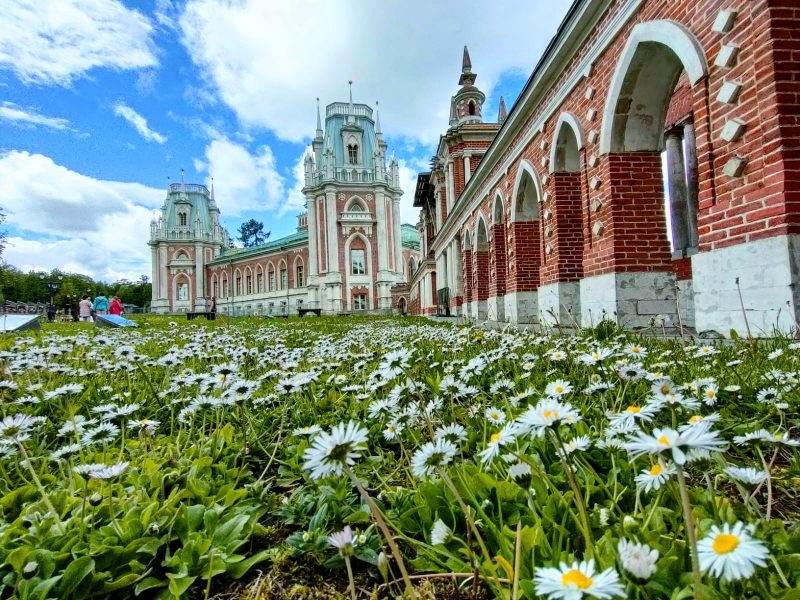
[498,96,507,124]
[348,80,353,107]
[458,46,476,86]
[180,168,184,185]
[315,97,322,138]
[211,176,215,198]
[375,100,382,134]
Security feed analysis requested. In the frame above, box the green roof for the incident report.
[208,230,309,264]
[401,223,420,250]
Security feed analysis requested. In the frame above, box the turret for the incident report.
[453,46,485,125]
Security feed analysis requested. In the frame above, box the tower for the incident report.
[302,90,404,311]
[148,180,230,313]
[452,46,485,126]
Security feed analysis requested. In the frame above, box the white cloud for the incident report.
[179,0,569,144]
[0,102,70,130]
[397,159,424,226]
[196,136,291,216]
[281,151,309,218]
[0,151,163,281]
[113,103,167,144]
[0,0,157,86]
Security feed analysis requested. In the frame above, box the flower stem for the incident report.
[17,441,64,535]
[676,469,702,599]
[344,555,357,600]
[551,429,594,559]
[345,467,415,598]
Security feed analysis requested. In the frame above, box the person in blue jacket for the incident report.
[92,292,110,315]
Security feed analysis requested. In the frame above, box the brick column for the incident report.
[505,221,540,322]
[489,223,506,321]
[474,248,489,320]
[462,249,473,317]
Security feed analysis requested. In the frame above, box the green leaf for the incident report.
[134,576,166,595]
[211,514,250,553]
[167,574,197,597]
[57,556,95,598]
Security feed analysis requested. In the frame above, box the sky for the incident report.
[0,0,571,283]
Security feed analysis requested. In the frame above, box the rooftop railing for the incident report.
[169,183,210,195]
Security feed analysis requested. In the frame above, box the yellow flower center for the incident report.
[626,405,641,413]
[706,390,715,398]
[712,533,740,555]
[562,569,592,589]
[649,464,663,476]
[657,435,671,446]
[660,385,671,395]
[689,415,703,423]
[555,386,564,393]
[775,434,783,441]
[592,353,599,359]
[632,346,640,353]
[491,412,499,420]
[490,432,501,443]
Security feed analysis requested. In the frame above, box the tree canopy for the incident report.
[237,219,270,248]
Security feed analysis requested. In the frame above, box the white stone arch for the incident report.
[492,190,505,225]
[510,160,542,222]
[344,195,367,212]
[210,273,218,298]
[600,19,708,154]
[550,112,585,173]
[233,267,243,296]
[266,261,276,291]
[243,265,253,295]
[220,271,229,298]
[173,249,190,260]
[277,259,288,290]
[255,263,264,293]
[344,231,374,309]
[172,272,192,305]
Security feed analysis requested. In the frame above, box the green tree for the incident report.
[237,219,269,247]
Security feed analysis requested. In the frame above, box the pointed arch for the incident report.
[293,255,305,288]
[475,212,489,249]
[492,191,505,224]
[344,195,367,212]
[463,227,473,250]
[510,160,542,222]
[600,20,707,154]
[550,112,584,173]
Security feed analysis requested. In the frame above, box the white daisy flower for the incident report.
[507,461,532,487]
[724,466,768,486]
[410,438,458,478]
[635,462,676,493]
[516,399,581,438]
[383,421,404,441]
[534,559,625,599]
[617,539,658,580]
[430,519,451,545]
[625,344,648,358]
[485,406,506,425]
[327,525,355,557]
[88,461,129,480]
[697,521,769,582]
[434,423,467,445]
[545,379,573,397]
[293,425,322,436]
[479,423,519,466]
[302,421,369,480]
[563,435,592,455]
[624,422,726,465]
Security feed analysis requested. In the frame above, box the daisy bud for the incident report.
[89,492,103,506]
[377,551,389,582]
[148,523,160,535]
[23,561,38,577]
[623,515,640,534]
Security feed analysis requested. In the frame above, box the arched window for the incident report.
[347,144,358,165]
[178,212,187,227]
[468,101,475,116]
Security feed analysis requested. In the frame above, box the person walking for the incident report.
[92,292,109,316]
[78,295,94,322]
[109,296,123,316]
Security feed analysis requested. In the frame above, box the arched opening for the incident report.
[474,216,490,320]
[244,266,253,295]
[593,20,706,329]
[490,193,507,321]
[397,296,407,315]
[294,256,305,288]
[462,228,474,317]
[278,260,288,290]
[256,264,264,293]
[267,263,276,292]
[347,144,358,165]
[552,115,582,173]
[220,272,229,298]
[468,101,475,116]
[508,162,542,323]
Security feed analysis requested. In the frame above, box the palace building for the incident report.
[149,96,421,315]
[410,0,800,336]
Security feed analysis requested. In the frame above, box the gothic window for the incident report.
[280,268,288,289]
[177,282,189,301]
[468,101,475,116]
[256,273,263,293]
[347,144,358,165]
[235,275,242,296]
[268,271,276,291]
[178,212,187,227]
[353,294,367,311]
[351,249,366,275]
[295,264,305,287]
[246,274,252,294]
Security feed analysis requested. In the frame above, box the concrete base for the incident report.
[476,299,488,321]
[504,291,538,323]
[693,234,800,336]
[580,271,678,329]
[677,278,695,330]
[538,282,580,327]
[488,295,505,322]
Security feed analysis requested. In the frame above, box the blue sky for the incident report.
[0,0,570,282]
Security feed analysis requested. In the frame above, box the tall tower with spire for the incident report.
[302,87,405,312]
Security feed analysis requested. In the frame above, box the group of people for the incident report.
[78,292,124,322]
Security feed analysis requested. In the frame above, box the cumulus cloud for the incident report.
[0,0,157,86]
[0,151,163,281]
[113,103,167,143]
[179,0,568,144]
[0,102,70,130]
[196,136,296,216]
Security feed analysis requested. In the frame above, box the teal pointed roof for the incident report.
[401,223,420,250]
[324,102,376,170]
[162,183,218,231]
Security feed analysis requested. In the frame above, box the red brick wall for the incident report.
[541,172,585,283]
[474,250,490,301]
[507,222,540,293]
[462,249,473,303]
[489,223,507,297]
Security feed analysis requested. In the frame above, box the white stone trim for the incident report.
[549,112,585,173]
[599,19,708,155]
[510,160,543,223]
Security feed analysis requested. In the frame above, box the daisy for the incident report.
[534,559,625,599]
[635,462,676,493]
[302,421,369,480]
[617,539,658,580]
[434,423,467,445]
[410,438,458,478]
[702,384,719,406]
[624,423,726,465]
[485,406,506,425]
[508,461,532,488]
[327,525,355,557]
[724,466,768,486]
[607,403,659,432]
[545,379,573,397]
[0,414,40,445]
[549,350,567,361]
[517,398,581,437]
[430,519,452,545]
[563,435,592,454]
[617,363,645,382]
[383,421,404,441]
[88,461,129,480]
[479,423,519,466]
[625,344,648,358]
[697,521,769,582]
